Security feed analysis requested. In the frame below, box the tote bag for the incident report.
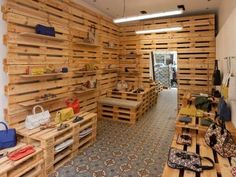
[25,105,50,129]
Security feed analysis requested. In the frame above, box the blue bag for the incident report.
[35,24,55,37]
[0,122,17,149]
[218,97,231,121]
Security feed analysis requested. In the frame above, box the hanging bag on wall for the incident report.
[217,97,231,121]
[35,24,55,37]
[213,60,221,85]
[25,105,51,129]
[229,76,236,101]
[167,147,214,172]
[205,122,236,158]
[0,122,17,149]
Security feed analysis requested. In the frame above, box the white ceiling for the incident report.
[81,0,222,18]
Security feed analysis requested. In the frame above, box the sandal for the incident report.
[57,123,69,131]
[73,116,84,123]
[40,123,56,130]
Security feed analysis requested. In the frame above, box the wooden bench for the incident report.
[162,132,232,177]
[98,97,142,124]
[14,112,97,176]
[0,143,44,177]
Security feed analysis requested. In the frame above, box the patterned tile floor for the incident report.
[54,89,177,177]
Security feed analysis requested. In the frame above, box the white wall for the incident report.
[216,1,236,76]
[0,0,7,124]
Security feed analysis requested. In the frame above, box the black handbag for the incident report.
[35,24,55,37]
[168,147,214,172]
[213,60,221,86]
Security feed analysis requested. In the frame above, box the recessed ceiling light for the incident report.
[113,9,183,23]
[136,27,183,34]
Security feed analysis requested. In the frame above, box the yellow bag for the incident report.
[221,85,228,99]
[30,68,45,75]
[55,108,74,124]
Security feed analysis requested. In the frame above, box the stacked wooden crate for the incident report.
[14,112,97,176]
[162,133,232,177]
[0,143,44,177]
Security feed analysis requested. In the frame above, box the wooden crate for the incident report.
[162,132,232,177]
[0,143,44,177]
[98,98,141,124]
[13,112,97,176]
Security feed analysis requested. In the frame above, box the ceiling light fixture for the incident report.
[113,9,183,24]
[135,27,183,34]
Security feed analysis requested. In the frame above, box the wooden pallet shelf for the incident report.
[104,46,119,50]
[162,132,232,177]
[20,32,65,42]
[74,42,100,47]
[21,73,63,78]
[19,96,61,107]
[14,112,97,176]
[74,89,96,94]
[119,54,142,58]
[0,143,44,177]
[74,70,97,75]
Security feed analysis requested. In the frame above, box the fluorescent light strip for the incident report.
[135,27,183,34]
[113,10,183,24]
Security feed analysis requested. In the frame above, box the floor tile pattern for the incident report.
[54,89,177,177]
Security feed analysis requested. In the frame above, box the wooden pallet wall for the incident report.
[2,0,119,125]
[119,14,216,105]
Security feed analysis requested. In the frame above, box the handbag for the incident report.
[55,107,74,124]
[213,60,221,86]
[176,134,192,146]
[8,145,35,161]
[35,24,55,37]
[0,122,17,149]
[25,105,51,129]
[195,96,212,112]
[167,147,214,172]
[65,98,80,114]
[217,97,231,121]
[179,116,192,123]
[205,122,236,158]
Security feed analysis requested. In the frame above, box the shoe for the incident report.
[57,123,69,131]
[40,123,56,130]
[73,116,84,123]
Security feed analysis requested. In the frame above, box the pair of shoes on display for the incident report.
[73,116,84,123]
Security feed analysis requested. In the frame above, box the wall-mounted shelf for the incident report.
[74,70,97,74]
[119,54,142,58]
[119,71,140,75]
[103,68,118,72]
[20,32,65,41]
[104,46,119,50]
[19,97,60,107]
[74,42,100,47]
[74,89,96,94]
[21,73,63,78]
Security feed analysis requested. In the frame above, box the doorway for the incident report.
[150,51,178,88]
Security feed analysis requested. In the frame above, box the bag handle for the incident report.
[198,157,214,170]
[0,122,8,131]
[215,60,218,70]
[32,105,44,115]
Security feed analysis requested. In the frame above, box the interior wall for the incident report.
[0,0,7,123]
[119,14,216,106]
[3,0,119,125]
[216,2,236,76]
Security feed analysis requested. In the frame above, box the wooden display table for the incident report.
[13,112,97,176]
[98,97,142,124]
[106,86,157,116]
[0,143,44,177]
[162,132,232,177]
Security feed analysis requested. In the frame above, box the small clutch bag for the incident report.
[179,116,192,123]
[8,145,35,161]
[176,134,192,146]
